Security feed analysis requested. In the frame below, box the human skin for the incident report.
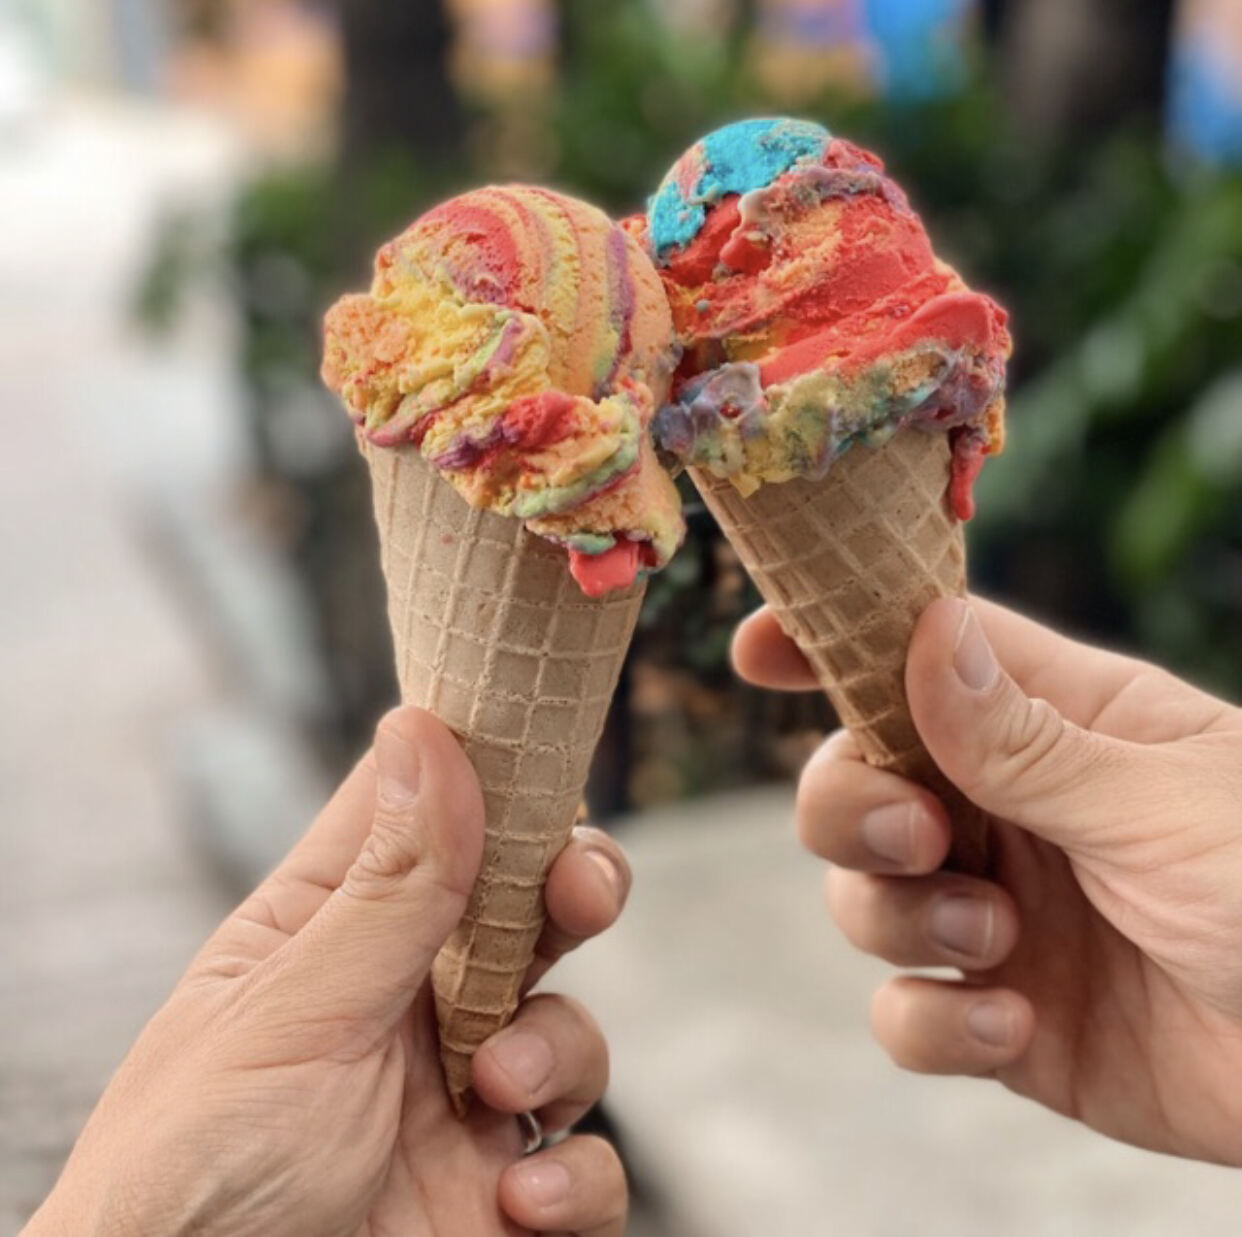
[24,708,631,1237]
[734,595,1242,1165]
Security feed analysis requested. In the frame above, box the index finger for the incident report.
[522,825,632,995]
[732,608,819,691]
[733,595,1152,723]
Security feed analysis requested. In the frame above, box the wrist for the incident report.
[25,1145,194,1237]
[25,1179,148,1237]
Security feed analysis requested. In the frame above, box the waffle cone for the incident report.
[691,429,988,873]
[363,442,645,1114]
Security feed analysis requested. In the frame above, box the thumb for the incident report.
[261,707,484,1035]
[906,598,1159,851]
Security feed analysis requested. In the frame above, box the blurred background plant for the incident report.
[134,0,1242,809]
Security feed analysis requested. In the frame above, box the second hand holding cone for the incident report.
[640,119,1013,873]
[323,186,683,1112]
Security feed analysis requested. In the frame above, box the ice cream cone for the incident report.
[364,440,645,1113]
[691,428,989,873]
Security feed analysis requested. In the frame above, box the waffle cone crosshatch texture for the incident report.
[363,440,645,1113]
[692,429,990,874]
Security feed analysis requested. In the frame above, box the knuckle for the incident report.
[564,996,607,1055]
[342,806,419,899]
[564,1002,610,1092]
[531,919,579,972]
[586,1028,611,1096]
[525,993,607,1068]
[827,870,882,953]
[795,760,848,853]
[529,904,598,987]
[230,885,284,936]
[528,988,592,1030]
[793,805,824,855]
[794,805,828,855]
[578,1130,620,1163]
[826,819,875,867]
[975,695,1069,797]
[816,728,861,764]
[578,1135,628,1214]
[823,864,846,919]
[873,984,933,1072]
[191,953,252,983]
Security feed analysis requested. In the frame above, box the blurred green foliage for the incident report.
[139,0,1242,774]
[972,174,1242,695]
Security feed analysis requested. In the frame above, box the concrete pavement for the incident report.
[0,96,244,1228]
[557,789,1242,1235]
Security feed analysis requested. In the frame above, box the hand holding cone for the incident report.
[643,119,1012,872]
[364,442,645,1109]
[325,187,682,1112]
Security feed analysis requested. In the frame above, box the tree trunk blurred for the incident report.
[1001,0,1175,144]
[303,2,470,768]
[337,0,465,167]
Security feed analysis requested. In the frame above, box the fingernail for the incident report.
[967,1000,1014,1047]
[511,1159,570,1207]
[953,605,999,693]
[860,803,917,865]
[487,1028,555,1095]
[929,894,994,958]
[374,720,421,804]
[584,847,627,904]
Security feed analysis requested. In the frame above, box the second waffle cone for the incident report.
[691,428,989,873]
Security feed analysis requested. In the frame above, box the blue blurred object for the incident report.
[862,0,976,102]
[1168,10,1242,166]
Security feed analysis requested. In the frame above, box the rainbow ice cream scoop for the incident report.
[322,185,684,596]
[638,117,1011,517]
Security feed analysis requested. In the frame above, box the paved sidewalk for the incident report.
[558,789,1242,1236]
[0,97,244,1229]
